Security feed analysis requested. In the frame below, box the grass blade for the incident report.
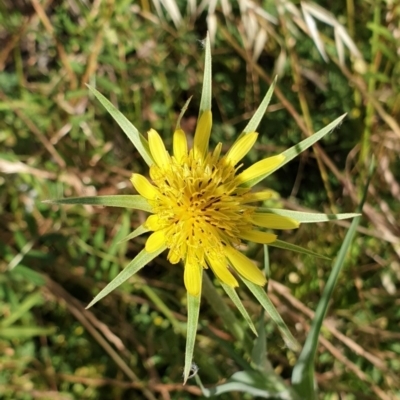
[0,326,56,339]
[291,162,373,398]
[0,292,43,328]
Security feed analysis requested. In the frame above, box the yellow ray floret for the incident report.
[251,213,300,230]
[239,230,277,244]
[131,173,159,200]
[207,255,239,288]
[184,260,202,296]
[173,128,188,163]
[225,245,267,286]
[236,154,285,185]
[242,190,278,203]
[148,129,170,168]
[145,229,166,253]
[145,214,161,231]
[225,132,258,166]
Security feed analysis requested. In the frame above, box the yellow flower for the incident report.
[131,117,299,297]
[49,33,350,383]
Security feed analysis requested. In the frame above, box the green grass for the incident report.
[1,1,399,399]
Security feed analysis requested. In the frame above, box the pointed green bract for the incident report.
[87,85,154,166]
[44,195,152,212]
[183,288,202,384]
[242,77,277,135]
[241,278,300,352]
[269,240,330,260]
[117,225,150,244]
[221,283,258,336]
[86,246,166,309]
[258,208,360,223]
[199,33,212,113]
[244,114,347,187]
[176,97,192,131]
[202,274,245,341]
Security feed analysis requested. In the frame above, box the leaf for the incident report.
[245,114,347,187]
[242,77,277,134]
[258,208,360,223]
[0,292,44,328]
[241,279,300,352]
[251,312,267,369]
[220,283,257,336]
[269,240,330,260]
[44,195,152,212]
[199,33,212,113]
[87,85,153,166]
[183,285,202,384]
[198,370,299,399]
[12,266,46,286]
[291,160,373,398]
[291,215,363,398]
[0,326,56,339]
[86,246,166,309]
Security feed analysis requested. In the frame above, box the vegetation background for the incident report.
[1,0,399,399]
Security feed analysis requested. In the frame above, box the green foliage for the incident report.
[1,0,399,399]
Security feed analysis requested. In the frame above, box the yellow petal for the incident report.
[242,190,278,203]
[130,174,159,200]
[148,129,169,168]
[173,128,188,162]
[251,213,300,230]
[168,249,181,264]
[236,154,285,185]
[225,132,258,165]
[225,246,266,286]
[145,230,166,253]
[144,214,161,231]
[184,261,202,296]
[239,230,277,244]
[212,142,222,160]
[193,110,212,160]
[207,256,238,287]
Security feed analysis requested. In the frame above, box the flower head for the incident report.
[131,115,298,296]
[49,33,350,384]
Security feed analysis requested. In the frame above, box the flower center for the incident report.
[147,149,254,265]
